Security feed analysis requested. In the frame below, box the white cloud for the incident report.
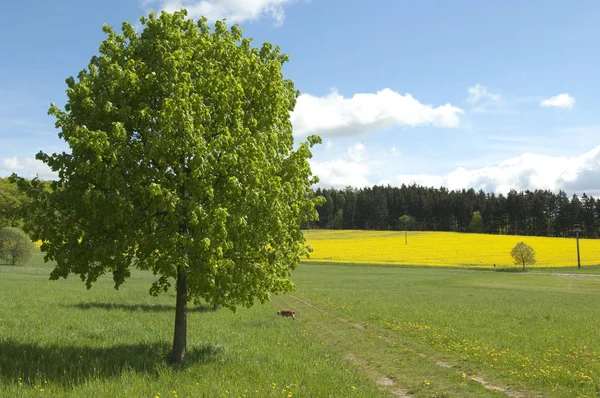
[395,145,600,195]
[291,88,465,137]
[143,0,296,25]
[1,157,56,180]
[310,142,371,188]
[466,84,500,105]
[541,93,575,109]
[347,142,366,162]
[310,159,370,188]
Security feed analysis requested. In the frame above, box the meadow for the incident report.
[0,255,381,397]
[275,262,600,397]
[303,229,600,268]
[4,231,600,397]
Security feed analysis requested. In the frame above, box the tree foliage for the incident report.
[12,9,321,362]
[510,241,536,270]
[0,178,27,228]
[0,227,35,265]
[398,214,417,231]
[468,211,485,233]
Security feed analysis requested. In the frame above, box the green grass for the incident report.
[275,262,600,397]
[4,255,600,397]
[0,260,383,397]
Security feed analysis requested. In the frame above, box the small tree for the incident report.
[331,209,344,229]
[510,241,536,270]
[0,227,35,265]
[399,215,416,230]
[467,211,485,233]
[399,215,415,245]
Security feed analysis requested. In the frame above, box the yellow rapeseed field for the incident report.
[303,229,600,267]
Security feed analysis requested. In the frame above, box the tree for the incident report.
[510,241,536,270]
[11,10,321,363]
[0,227,35,265]
[0,178,26,228]
[398,215,415,245]
[331,209,344,229]
[467,211,485,233]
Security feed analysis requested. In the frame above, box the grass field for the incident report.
[0,256,382,397]
[5,231,600,397]
[303,229,600,268]
[278,263,600,397]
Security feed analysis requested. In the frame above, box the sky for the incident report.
[2,0,600,195]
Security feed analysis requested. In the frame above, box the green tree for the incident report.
[0,227,35,265]
[510,241,536,270]
[467,211,485,233]
[398,215,415,245]
[0,178,26,228]
[331,209,344,229]
[11,10,321,363]
[398,215,416,230]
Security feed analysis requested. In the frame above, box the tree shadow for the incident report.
[0,340,224,386]
[66,302,214,313]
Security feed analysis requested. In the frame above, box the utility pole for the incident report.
[399,215,409,245]
[574,224,581,269]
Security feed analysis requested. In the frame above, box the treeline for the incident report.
[312,185,600,238]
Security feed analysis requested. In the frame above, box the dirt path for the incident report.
[284,294,539,398]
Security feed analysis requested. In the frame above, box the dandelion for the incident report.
[423,380,431,386]
[351,386,356,389]
[461,373,466,378]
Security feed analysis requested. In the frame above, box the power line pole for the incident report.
[574,224,581,269]
[399,215,409,245]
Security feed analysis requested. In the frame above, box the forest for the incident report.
[311,184,599,238]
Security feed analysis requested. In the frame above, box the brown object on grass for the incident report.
[277,310,296,320]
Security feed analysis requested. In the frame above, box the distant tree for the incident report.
[11,10,321,363]
[342,187,357,229]
[331,209,344,229]
[0,227,35,265]
[398,215,417,230]
[510,241,536,270]
[0,178,26,228]
[319,191,334,228]
[399,215,416,245]
[467,211,485,233]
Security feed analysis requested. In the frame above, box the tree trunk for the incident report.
[170,266,187,363]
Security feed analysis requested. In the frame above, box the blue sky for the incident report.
[2,0,600,195]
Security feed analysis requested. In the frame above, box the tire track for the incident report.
[285,294,538,398]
